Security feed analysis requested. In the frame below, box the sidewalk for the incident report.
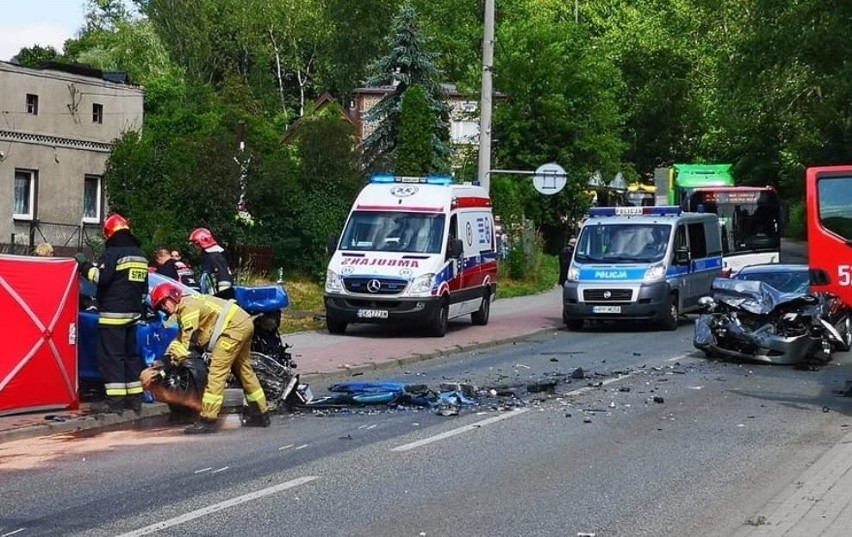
[0,287,563,443]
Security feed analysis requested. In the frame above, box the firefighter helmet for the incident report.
[189,227,217,249]
[150,282,183,312]
[103,214,130,240]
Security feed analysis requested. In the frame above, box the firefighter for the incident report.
[189,228,235,300]
[75,214,148,415]
[150,282,270,434]
[154,248,200,290]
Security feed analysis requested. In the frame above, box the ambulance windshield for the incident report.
[575,223,671,264]
[340,211,446,254]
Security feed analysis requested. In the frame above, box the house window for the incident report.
[451,120,479,144]
[13,169,37,220]
[26,94,39,115]
[93,103,103,124]
[83,175,102,223]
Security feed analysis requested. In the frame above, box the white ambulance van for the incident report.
[325,174,498,337]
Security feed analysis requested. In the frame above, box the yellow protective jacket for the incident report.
[166,295,250,363]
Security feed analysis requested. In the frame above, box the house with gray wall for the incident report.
[0,61,143,255]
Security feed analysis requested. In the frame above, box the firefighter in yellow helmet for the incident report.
[150,282,270,434]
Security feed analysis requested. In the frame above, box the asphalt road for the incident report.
[3,318,852,537]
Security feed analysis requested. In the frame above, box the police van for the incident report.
[563,206,722,330]
[324,174,497,337]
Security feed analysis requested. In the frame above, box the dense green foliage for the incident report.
[16,0,851,271]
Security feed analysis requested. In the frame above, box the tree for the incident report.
[11,45,61,67]
[397,85,440,175]
[493,16,625,243]
[361,2,450,172]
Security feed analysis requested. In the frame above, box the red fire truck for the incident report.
[806,165,852,305]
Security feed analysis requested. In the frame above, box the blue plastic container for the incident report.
[234,285,289,313]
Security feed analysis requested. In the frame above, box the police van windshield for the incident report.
[575,223,672,264]
[340,211,446,254]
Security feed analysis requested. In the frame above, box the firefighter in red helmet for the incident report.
[150,282,270,434]
[75,213,148,415]
[189,227,235,300]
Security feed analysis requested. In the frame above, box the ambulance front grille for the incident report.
[343,277,408,295]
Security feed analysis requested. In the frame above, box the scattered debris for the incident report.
[823,406,830,413]
[527,380,558,393]
[618,387,631,393]
[550,357,559,362]
[571,367,585,379]
[653,396,665,404]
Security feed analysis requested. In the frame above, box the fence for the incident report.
[1,220,99,258]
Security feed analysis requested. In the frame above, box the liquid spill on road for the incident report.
[0,425,190,471]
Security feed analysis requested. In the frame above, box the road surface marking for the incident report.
[278,444,294,451]
[193,467,212,474]
[391,408,531,452]
[295,444,309,450]
[2,529,26,537]
[116,476,319,537]
[666,352,694,362]
[211,467,229,474]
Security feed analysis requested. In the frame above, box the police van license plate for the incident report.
[357,309,389,319]
[592,305,621,314]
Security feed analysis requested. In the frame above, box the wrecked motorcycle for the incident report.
[142,285,304,413]
[693,278,852,365]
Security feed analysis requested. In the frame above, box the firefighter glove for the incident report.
[74,253,88,265]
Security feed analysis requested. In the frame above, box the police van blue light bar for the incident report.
[369,173,454,186]
[588,206,683,217]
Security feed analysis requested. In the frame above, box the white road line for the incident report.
[211,467,229,474]
[115,476,319,537]
[193,467,212,474]
[391,408,531,452]
[666,352,695,362]
[278,444,294,451]
[295,444,308,450]
[2,528,26,537]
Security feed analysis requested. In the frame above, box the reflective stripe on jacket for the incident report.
[166,295,249,362]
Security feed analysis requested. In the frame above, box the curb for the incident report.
[0,324,562,445]
[298,325,560,382]
[0,403,171,444]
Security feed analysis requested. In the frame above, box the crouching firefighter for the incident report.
[150,282,270,434]
[75,214,148,415]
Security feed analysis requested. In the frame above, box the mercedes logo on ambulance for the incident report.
[603,290,612,299]
[367,279,382,293]
[390,185,418,197]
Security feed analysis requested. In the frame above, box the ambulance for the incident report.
[324,174,498,337]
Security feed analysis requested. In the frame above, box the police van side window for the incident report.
[673,225,687,263]
[687,222,708,259]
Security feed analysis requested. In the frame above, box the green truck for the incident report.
[654,164,735,208]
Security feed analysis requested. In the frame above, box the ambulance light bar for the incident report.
[369,174,454,186]
[589,206,682,217]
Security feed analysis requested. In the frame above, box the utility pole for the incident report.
[478,0,495,193]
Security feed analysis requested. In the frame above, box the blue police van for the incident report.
[562,206,722,330]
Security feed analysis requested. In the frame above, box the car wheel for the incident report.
[842,314,852,351]
[326,315,347,335]
[471,290,491,326]
[660,295,678,331]
[430,298,450,337]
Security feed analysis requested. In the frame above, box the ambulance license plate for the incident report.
[592,305,621,314]
[357,309,389,319]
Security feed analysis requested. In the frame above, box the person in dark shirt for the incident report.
[189,228,235,300]
[154,248,181,280]
[75,214,148,415]
[558,237,577,286]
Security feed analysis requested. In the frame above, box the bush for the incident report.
[786,200,807,240]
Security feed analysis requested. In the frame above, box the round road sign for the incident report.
[533,162,567,195]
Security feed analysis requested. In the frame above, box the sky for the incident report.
[0,0,136,62]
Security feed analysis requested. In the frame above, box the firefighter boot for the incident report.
[91,397,124,415]
[124,395,143,415]
[242,402,271,427]
[184,418,218,434]
[244,412,271,427]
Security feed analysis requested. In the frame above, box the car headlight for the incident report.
[325,270,343,292]
[567,266,580,282]
[643,264,666,283]
[407,273,435,295]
